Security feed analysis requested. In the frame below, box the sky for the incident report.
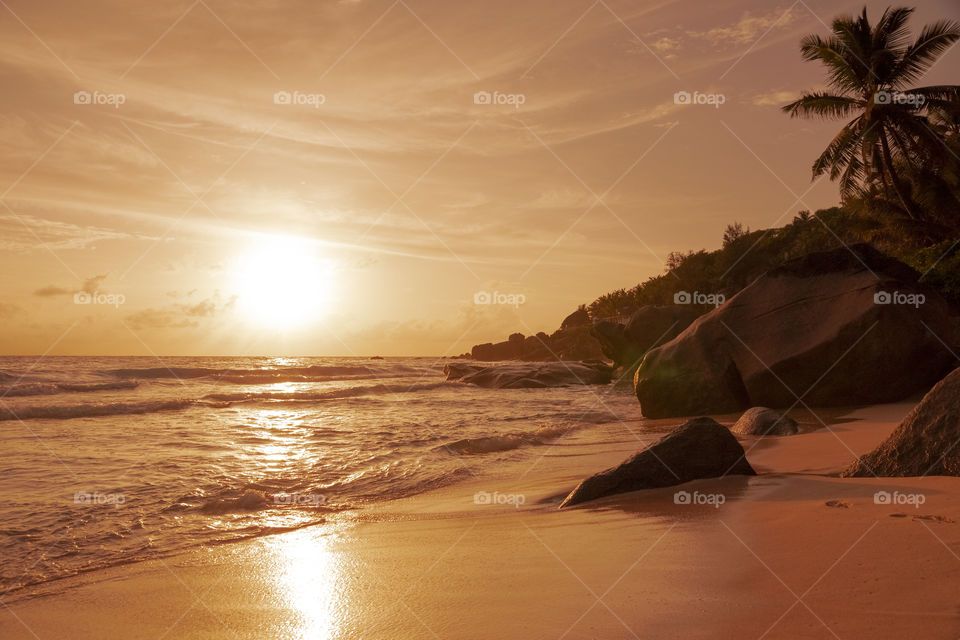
[1,0,958,356]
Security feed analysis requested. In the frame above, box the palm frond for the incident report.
[782,92,862,119]
[892,20,960,86]
[811,119,863,179]
[873,7,915,52]
[799,35,864,93]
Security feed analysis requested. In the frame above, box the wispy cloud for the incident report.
[126,292,237,330]
[751,89,800,107]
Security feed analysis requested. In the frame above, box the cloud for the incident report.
[33,274,109,297]
[643,7,799,55]
[81,274,108,294]
[751,90,800,107]
[0,212,146,251]
[126,293,237,330]
[0,303,23,318]
[33,285,73,297]
[695,7,799,47]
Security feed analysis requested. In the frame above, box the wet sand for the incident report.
[4,401,960,639]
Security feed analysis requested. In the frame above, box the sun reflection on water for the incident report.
[269,529,346,640]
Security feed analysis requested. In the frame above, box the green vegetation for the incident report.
[589,207,960,318]
[588,6,960,320]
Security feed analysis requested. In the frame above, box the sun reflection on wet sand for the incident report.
[267,529,347,640]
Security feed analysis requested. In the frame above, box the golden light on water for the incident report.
[270,531,346,640]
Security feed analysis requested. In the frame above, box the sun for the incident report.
[233,235,333,329]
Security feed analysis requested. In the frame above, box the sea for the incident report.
[0,356,641,594]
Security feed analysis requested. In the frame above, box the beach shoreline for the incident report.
[5,400,959,640]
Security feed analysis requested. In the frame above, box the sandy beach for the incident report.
[4,400,959,640]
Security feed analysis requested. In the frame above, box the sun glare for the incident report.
[234,236,333,329]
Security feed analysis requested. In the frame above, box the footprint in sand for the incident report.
[825,499,850,508]
[913,514,955,523]
[888,513,954,522]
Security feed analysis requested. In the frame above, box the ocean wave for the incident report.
[164,486,335,516]
[0,380,139,398]
[443,424,575,455]
[106,365,399,382]
[0,399,212,421]
[215,373,380,384]
[202,381,450,403]
[197,490,270,514]
[0,382,450,421]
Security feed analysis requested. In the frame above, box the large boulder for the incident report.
[520,333,553,361]
[635,244,960,418]
[469,324,606,363]
[444,361,613,389]
[731,407,799,436]
[471,340,520,361]
[548,324,606,361]
[593,306,702,368]
[843,367,960,477]
[560,417,756,507]
[561,308,591,329]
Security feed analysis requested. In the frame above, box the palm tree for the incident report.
[784,6,960,223]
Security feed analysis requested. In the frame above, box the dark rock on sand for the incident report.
[636,244,959,418]
[843,367,960,477]
[592,305,702,368]
[731,407,799,436]
[444,361,613,389]
[560,417,756,507]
